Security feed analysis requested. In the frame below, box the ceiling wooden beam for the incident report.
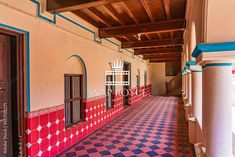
[143,54,181,60]
[134,47,182,55]
[99,19,185,38]
[121,38,183,49]
[103,4,125,25]
[120,2,139,24]
[149,59,181,63]
[163,0,174,38]
[47,0,124,13]
[141,0,154,22]
[86,8,111,27]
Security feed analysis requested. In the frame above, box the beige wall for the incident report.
[183,0,205,63]
[150,63,174,96]
[0,0,151,111]
[206,0,235,42]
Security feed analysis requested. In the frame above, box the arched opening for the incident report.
[64,55,87,127]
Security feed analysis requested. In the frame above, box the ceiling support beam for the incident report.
[99,19,185,38]
[121,38,183,49]
[149,59,181,63]
[143,54,181,60]
[134,47,182,55]
[47,0,124,13]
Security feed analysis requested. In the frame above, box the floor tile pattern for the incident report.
[58,96,193,157]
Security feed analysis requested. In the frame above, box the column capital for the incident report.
[186,61,202,72]
[192,42,235,65]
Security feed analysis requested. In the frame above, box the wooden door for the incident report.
[0,34,13,157]
[106,75,113,109]
[123,63,130,106]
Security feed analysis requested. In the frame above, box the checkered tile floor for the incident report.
[57,96,193,157]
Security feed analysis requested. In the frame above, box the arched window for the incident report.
[64,55,87,127]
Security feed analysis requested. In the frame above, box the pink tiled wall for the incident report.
[25,85,151,157]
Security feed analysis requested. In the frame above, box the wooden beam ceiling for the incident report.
[143,54,181,60]
[134,47,182,55]
[47,0,125,13]
[163,0,174,38]
[121,38,183,49]
[149,58,181,63]
[99,19,185,38]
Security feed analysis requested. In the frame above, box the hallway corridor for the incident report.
[58,96,193,157]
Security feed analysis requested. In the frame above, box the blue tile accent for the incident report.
[87,148,97,153]
[118,147,129,152]
[132,149,144,154]
[100,151,111,156]
[146,151,158,157]
[113,153,125,157]
[192,42,235,58]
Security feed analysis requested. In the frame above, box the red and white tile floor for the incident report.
[57,96,193,157]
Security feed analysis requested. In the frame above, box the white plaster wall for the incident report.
[0,1,151,111]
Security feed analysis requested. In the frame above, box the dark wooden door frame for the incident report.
[0,28,25,157]
[123,62,130,106]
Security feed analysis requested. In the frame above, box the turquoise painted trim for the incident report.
[31,0,56,23]
[192,42,235,58]
[191,70,202,73]
[203,63,232,68]
[67,55,88,98]
[0,23,31,112]
[56,13,101,44]
[186,61,196,66]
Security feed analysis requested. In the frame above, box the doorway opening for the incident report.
[106,75,114,109]
[0,28,25,157]
[123,62,131,108]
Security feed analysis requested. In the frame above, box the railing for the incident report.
[165,73,182,96]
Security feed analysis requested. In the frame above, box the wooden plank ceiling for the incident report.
[47,0,186,63]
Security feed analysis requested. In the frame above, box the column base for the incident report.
[188,117,202,144]
[194,143,206,157]
[184,103,191,121]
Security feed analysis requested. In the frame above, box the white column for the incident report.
[187,71,192,106]
[184,72,188,100]
[189,65,202,143]
[202,63,232,157]
[190,67,202,120]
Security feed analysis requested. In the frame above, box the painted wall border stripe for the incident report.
[203,63,232,68]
